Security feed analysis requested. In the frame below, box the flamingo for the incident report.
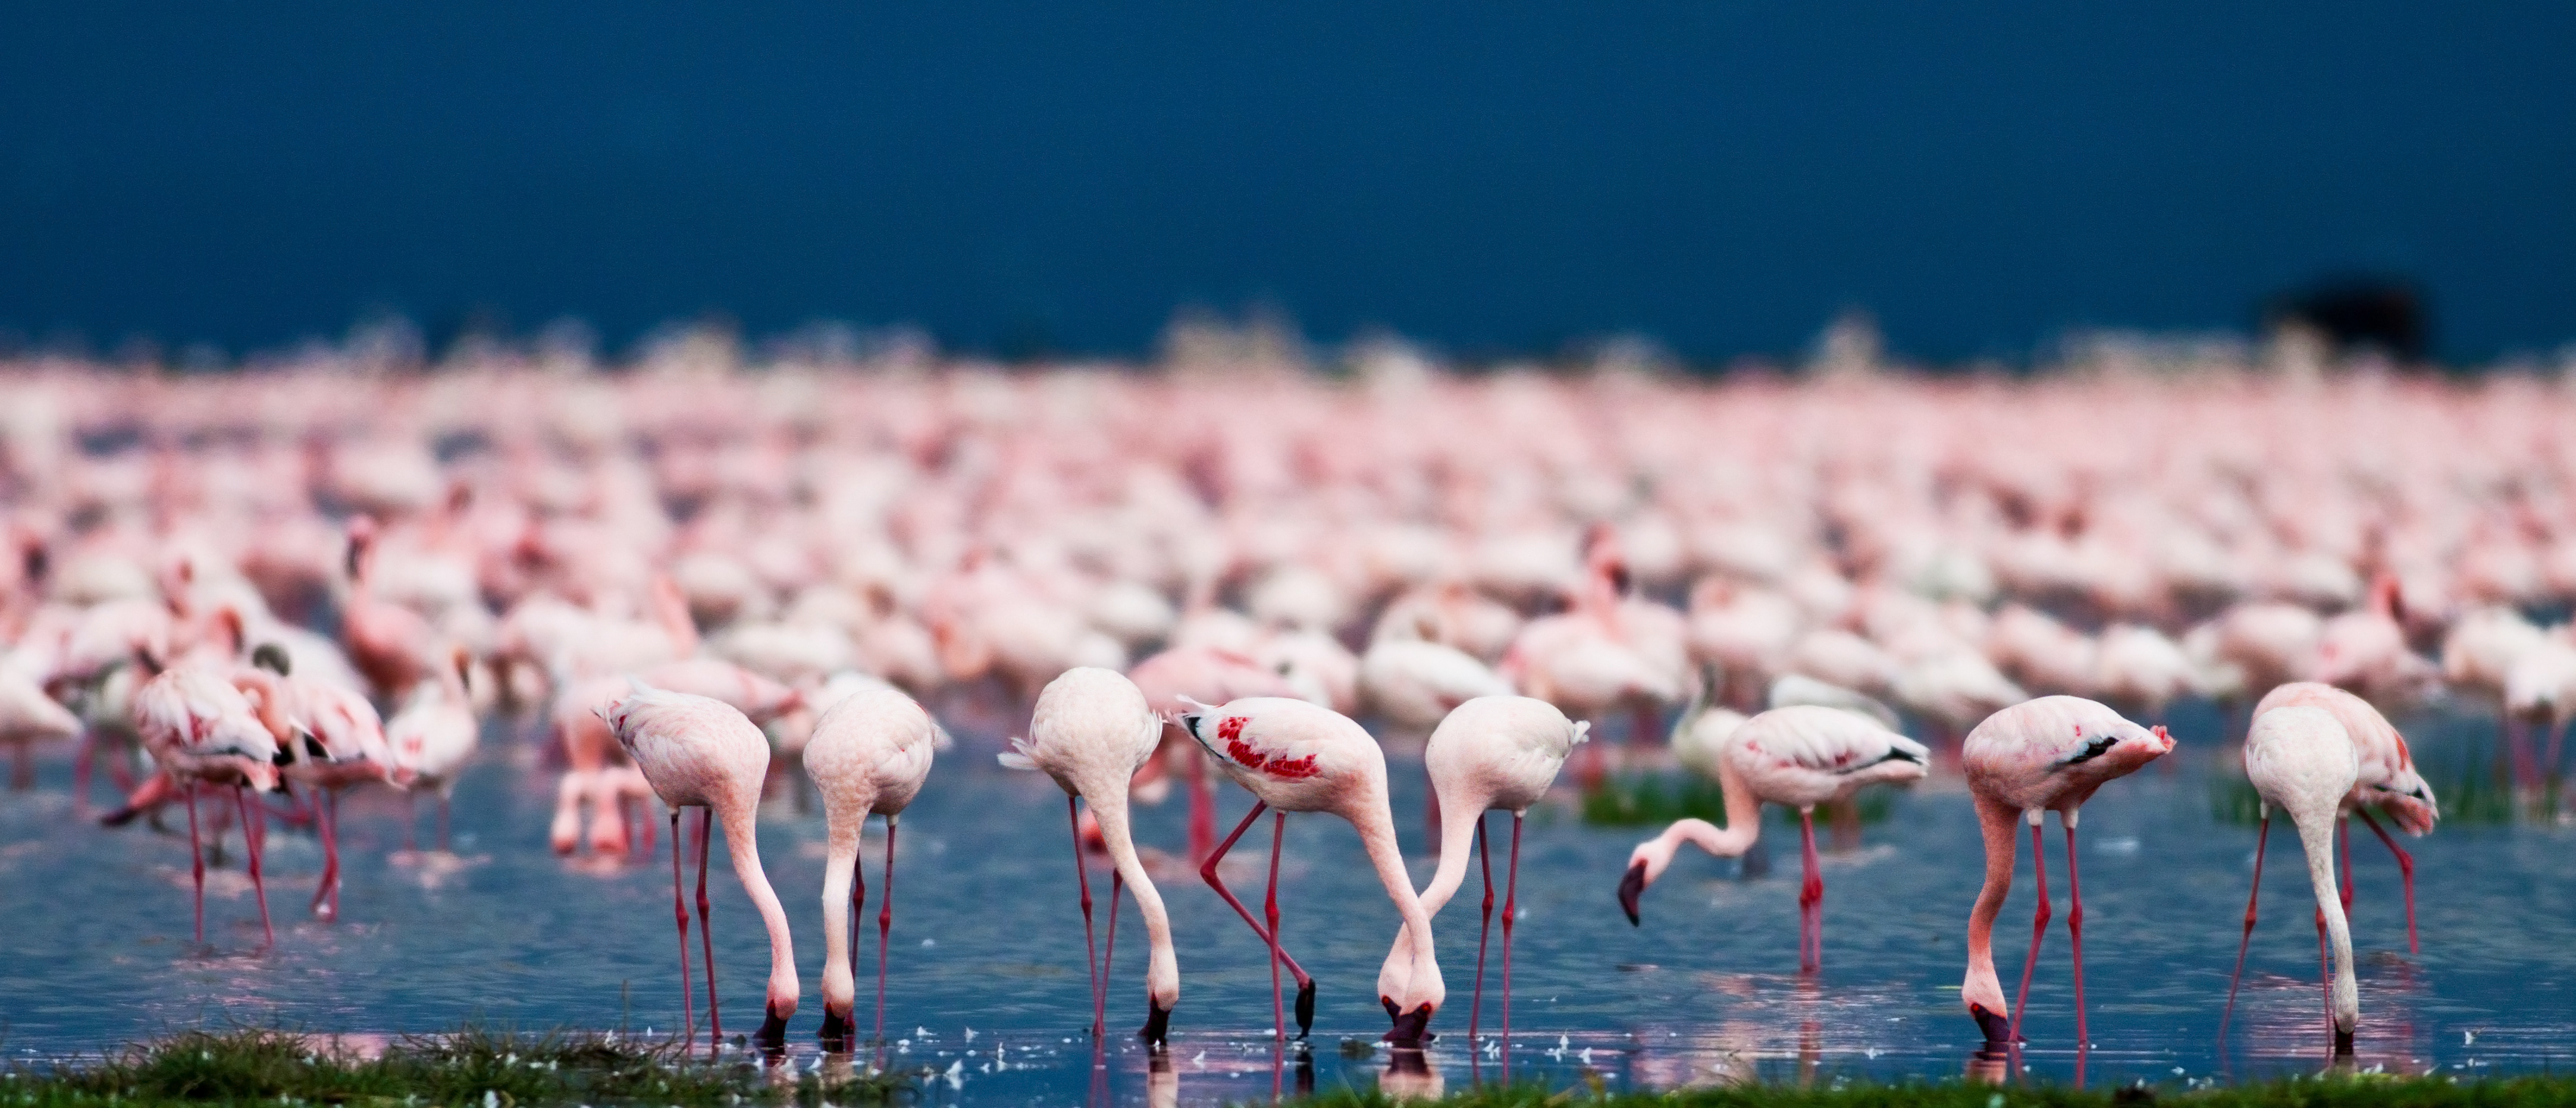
[998,667,1180,1044]
[1379,695,1583,1046]
[2250,682,2437,951]
[1127,646,1299,864]
[388,646,480,852]
[237,643,405,920]
[2221,704,2361,1056]
[1960,695,2174,1048]
[120,659,287,945]
[0,664,81,789]
[804,681,936,1051]
[1174,695,1444,1045]
[1617,705,1927,971]
[598,683,799,1055]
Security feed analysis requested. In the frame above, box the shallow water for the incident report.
[4,700,2571,1103]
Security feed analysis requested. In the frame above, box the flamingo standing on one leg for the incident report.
[599,683,800,1056]
[2221,704,2361,1057]
[998,667,1180,1045]
[1960,696,2175,1049]
[1617,705,1927,971]
[1174,695,1444,1046]
[2251,682,2438,952]
[1378,696,1584,1051]
[804,683,936,1053]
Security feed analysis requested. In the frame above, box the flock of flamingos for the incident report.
[4,337,2574,1074]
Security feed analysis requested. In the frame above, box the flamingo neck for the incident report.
[2292,804,2360,1037]
[1089,791,1179,1009]
[1349,783,1443,1016]
[718,802,801,1019]
[1961,793,2019,1027]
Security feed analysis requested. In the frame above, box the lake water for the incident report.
[3,699,2568,1103]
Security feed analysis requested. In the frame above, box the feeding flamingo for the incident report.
[599,683,799,1056]
[1960,696,2174,1048]
[2249,682,2437,951]
[1617,705,1927,971]
[2221,704,2361,1056]
[804,681,936,1051]
[1176,695,1444,1046]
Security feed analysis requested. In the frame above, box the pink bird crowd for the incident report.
[1,335,2572,1063]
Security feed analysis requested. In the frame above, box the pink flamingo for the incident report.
[1618,705,1927,971]
[600,683,800,1055]
[805,682,936,1051]
[1960,696,2174,1047]
[121,659,288,945]
[1176,695,1444,1046]
[2250,682,2437,951]
[1381,695,1584,1048]
[237,644,406,919]
[999,667,1180,1044]
[1127,646,1299,864]
[2221,704,2360,1056]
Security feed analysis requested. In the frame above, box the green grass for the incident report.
[1293,1074,2576,1108]
[1579,774,1893,829]
[1,1026,916,1107]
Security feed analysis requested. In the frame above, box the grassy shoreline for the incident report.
[5,1029,2571,1107]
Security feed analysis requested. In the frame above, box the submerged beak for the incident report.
[1970,1003,2011,1045]
[1618,859,1647,926]
[1140,999,1172,1048]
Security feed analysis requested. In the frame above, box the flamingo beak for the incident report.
[817,1009,851,1054]
[1381,1003,1437,1047]
[1618,859,1647,926]
[756,1003,789,1056]
[1140,999,1172,1047]
[1970,1003,2011,1045]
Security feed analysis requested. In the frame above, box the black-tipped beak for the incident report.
[1176,714,1202,740]
[1140,999,1171,1048]
[1381,1004,1436,1048]
[1618,860,1647,926]
[1970,1004,2011,1046]
[2334,1028,2355,1057]
[817,1010,851,1053]
[1295,980,1317,1038]
[756,1005,789,1056]
[271,746,294,767]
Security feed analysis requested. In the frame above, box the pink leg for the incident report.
[695,808,720,1052]
[1265,811,1288,1043]
[1797,809,1823,972]
[327,791,343,919]
[1468,814,1491,1043]
[2064,820,2087,1048]
[876,818,897,1044]
[670,809,694,1049]
[1102,866,1123,1034]
[2221,815,2267,1045]
[311,789,339,920]
[1185,748,1214,865]
[236,787,272,947]
[186,782,205,944]
[2007,817,2052,1044]
[1502,812,1522,1060]
[1201,800,1315,1032]
[1071,796,1102,1037]
[2356,808,2417,953]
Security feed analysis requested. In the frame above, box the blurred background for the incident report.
[2,2,2572,365]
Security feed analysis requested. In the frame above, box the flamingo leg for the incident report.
[311,788,339,920]
[327,790,343,919]
[2355,808,2417,953]
[2006,815,2051,1045]
[186,781,205,944]
[1102,865,1122,1039]
[1264,811,1289,1043]
[2221,814,2268,1046]
[849,824,867,1031]
[1071,796,1101,1037]
[876,818,897,1045]
[670,809,692,1049]
[1502,812,1523,1059]
[694,807,720,1052]
[236,786,273,947]
[2063,818,2087,1049]
[1468,814,1491,1043]
[1797,808,1823,973]
[1185,746,1214,865]
[1199,798,1316,1031]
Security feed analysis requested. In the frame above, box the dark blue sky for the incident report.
[3,4,2570,363]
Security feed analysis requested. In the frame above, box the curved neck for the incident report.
[1963,793,2019,1018]
[1089,793,1178,1007]
[719,802,800,1016]
[1417,798,1488,919]
[1350,787,1441,1012]
[2293,806,2359,1035]
[1714,755,1765,848]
